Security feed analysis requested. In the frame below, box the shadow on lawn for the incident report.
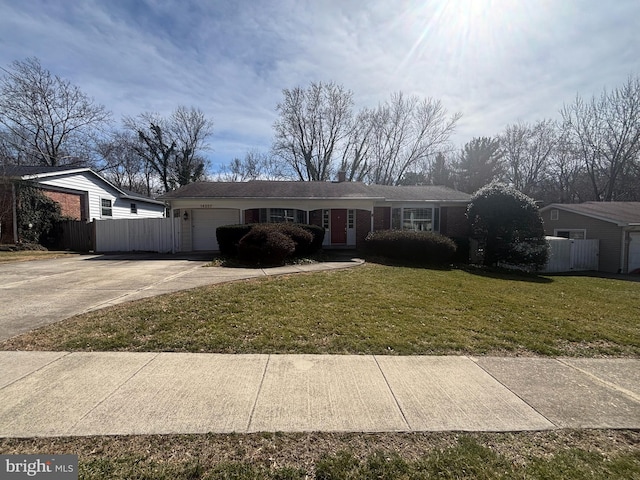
[460,265,555,284]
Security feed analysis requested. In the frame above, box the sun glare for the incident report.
[399,0,532,73]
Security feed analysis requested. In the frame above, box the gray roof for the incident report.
[1,165,80,177]
[160,181,471,202]
[542,202,640,226]
[1,165,164,205]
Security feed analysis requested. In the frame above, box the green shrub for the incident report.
[216,224,253,256]
[237,225,296,266]
[467,182,549,271]
[364,229,457,265]
[269,223,314,257]
[296,223,325,254]
[217,223,325,258]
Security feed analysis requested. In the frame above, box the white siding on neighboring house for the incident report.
[112,197,166,219]
[34,170,164,220]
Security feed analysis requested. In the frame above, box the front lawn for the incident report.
[3,264,638,357]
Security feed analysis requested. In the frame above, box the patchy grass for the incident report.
[3,264,639,357]
[0,430,638,479]
[0,249,78,263]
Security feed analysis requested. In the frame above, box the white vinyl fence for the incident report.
[543,236,599,272]
[94,218,177,253]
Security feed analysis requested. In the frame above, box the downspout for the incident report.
[11,182,18,243]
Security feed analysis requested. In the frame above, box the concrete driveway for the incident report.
[0,254,220,341]
[0,253,364,342]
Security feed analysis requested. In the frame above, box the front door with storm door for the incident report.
[330,209,347,244]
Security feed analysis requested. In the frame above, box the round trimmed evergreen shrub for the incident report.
[364,229,457,265]
[466,182,549,271]
[217,222,325,259]
[216,224,254,256]
[270,223,314,257]
[296,223,325,254]
[237,225,296,266]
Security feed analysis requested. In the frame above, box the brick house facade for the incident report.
[161,181,472,252]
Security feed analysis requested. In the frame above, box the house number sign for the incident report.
[199,204,213,208]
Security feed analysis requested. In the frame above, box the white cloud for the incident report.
[1,0,639,169]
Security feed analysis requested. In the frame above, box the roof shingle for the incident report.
[159,181,472,202]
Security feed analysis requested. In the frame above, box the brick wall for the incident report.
[42,190,83,220]
[373,207,390,231]
[244,208,259,224]
[441,206,469,238]
[355,209,371,247]
[309,209,323,227]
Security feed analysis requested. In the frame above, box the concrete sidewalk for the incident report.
[1,352,638,437]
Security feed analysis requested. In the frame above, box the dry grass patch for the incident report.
[1,430,638,479]
[0,250,78,263]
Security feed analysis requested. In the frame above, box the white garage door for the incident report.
[192,209,240,251]
[629,232,640,273]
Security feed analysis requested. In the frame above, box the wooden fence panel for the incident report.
[58,220,94,252]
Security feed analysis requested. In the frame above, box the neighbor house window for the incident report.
[130,203,137,214]
[555,229,586,240]
[101,198,113,217]
[550,209,559,220]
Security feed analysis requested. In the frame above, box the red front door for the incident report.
[330,209,347,244]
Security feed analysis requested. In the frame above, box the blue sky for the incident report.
[1,0,639,173]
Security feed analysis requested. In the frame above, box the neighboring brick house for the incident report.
[159,180,471,252]
[0,166,165,244]
[540,202,640,273]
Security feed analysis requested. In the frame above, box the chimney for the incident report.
[337,170,346,183]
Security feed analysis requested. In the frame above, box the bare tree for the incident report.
[124,107,213,192]
[0,58,111,167]
[367,92,461,185]
[339,108,375,182]
[217,150,286,181]
[98,131,158,196]
[500,120,556,198]
[272,81,353,181]
[561,76,640,201]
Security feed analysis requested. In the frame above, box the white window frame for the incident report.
[390,206,439,232]
[550,209,559,221]
[100,198,113,218]
[554,229,586,240]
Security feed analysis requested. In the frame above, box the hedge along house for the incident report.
[159,180,471,252]
[0,165,165,244]
[540,202,640,274]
